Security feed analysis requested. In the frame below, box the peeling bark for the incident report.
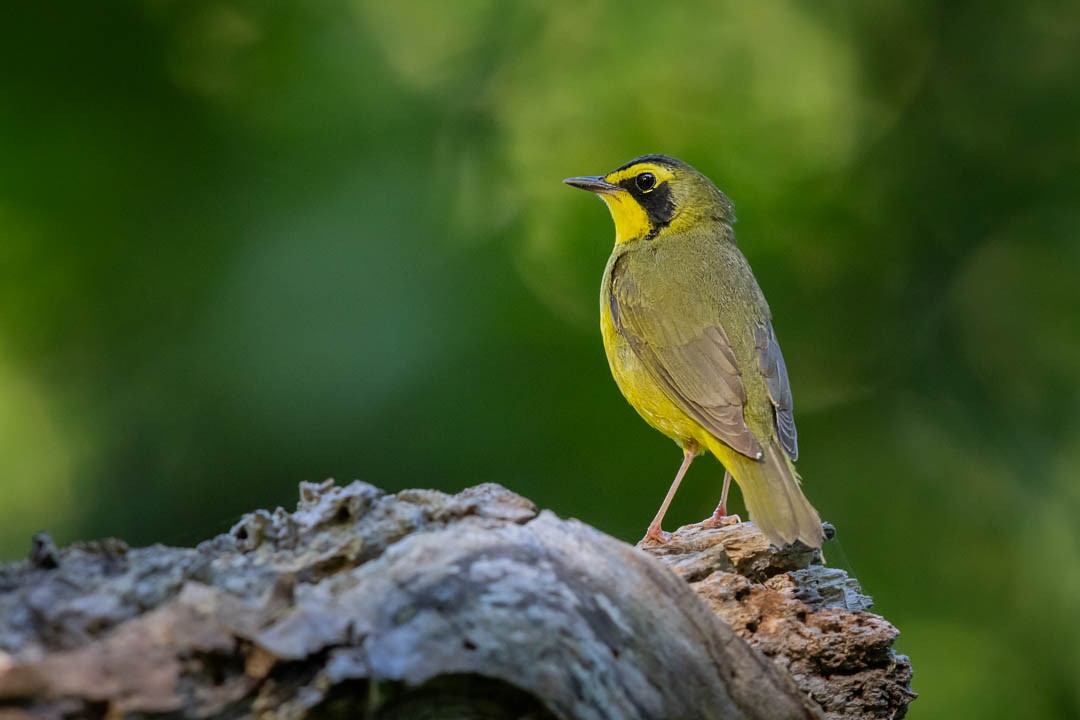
[0,481,913,719]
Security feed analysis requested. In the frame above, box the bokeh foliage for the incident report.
[2,2,1079,718]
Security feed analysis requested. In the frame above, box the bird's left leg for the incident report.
[697,469,742,528]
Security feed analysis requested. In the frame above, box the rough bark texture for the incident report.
[0,481,914,719]
[641,524,915,719]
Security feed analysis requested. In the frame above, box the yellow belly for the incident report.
[600,302,708,448]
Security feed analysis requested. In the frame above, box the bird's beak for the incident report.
[563,175,620,195]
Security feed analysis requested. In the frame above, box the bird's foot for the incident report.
[694,513,742,529]
[639,525,671,545]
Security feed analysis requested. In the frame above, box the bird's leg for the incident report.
[697,470,742,528]
[641,444,698,545]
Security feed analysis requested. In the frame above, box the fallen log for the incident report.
[0,480,913,719]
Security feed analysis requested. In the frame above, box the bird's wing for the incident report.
[609,256,764,460]
[755,322,798,461]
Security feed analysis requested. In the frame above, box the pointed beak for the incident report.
[563,175,620,194]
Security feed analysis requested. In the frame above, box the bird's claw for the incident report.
[695,513,742,529]
[640,527,671,545]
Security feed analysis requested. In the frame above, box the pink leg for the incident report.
[717,469,732,517]
[642,444,698,544]
[698,470,742,528]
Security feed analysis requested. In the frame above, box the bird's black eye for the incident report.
[636,172,656,192]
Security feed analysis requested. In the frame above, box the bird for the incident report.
[564,155,823,549]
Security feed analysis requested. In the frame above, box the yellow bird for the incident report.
[565,155,823,548]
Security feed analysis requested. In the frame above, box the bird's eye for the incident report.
[636,172,656,192]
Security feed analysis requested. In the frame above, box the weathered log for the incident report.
[641,524,915,719]
[0,481,914,719]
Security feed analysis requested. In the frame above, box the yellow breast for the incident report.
[600,299,706,447]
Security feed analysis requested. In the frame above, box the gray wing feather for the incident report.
[755,323,798,461]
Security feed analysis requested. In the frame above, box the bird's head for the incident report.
[564,154,734,244]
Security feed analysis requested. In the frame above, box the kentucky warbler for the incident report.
[564,155,823,549]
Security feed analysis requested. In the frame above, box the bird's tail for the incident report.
[707,438,824,549]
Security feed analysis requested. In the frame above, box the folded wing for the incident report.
[609,257,764,460]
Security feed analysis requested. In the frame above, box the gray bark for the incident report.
[0,481,913,719]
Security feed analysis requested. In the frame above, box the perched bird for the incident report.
[564,155,823,548]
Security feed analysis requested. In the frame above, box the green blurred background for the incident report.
[2,1,1078,717]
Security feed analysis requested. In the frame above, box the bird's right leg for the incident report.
[641,443,698,545]
[697,469,742,528]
